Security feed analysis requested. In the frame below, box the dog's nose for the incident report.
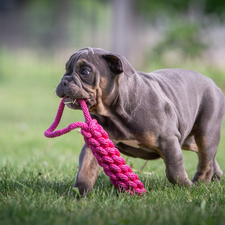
[62,80,69,87]
[56,77,72,98]
[61,76,73,87]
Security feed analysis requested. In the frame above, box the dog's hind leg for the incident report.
[182,135,222,181]
[212,158,223,180]
[192,130,222,183]
[192,90,224,183]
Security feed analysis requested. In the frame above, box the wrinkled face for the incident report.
[56,47,135,115]
[56,50,98,110]
[56,48,116,115]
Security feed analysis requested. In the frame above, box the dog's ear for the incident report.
[102,54,136,77]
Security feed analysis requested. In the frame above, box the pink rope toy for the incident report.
[44,98,146,195]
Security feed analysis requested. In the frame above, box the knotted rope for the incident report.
[44,98,146,195]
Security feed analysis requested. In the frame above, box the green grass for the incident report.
[0,50,225,225]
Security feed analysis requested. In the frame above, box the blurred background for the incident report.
[1,0,225,68]
[0,0,225,174]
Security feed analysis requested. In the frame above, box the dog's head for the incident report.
[56,47,136,115]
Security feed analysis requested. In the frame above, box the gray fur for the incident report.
[56,47,225,195]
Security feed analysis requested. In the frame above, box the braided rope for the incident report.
[44,98,146,195]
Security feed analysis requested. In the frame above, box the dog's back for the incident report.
[145,68,225,140]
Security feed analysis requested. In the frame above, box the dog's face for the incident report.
[56,47,135,115]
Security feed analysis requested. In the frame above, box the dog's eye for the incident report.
[81,69,90,76]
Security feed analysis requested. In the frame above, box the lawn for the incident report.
[0,50,225,225]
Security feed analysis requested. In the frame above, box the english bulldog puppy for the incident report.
[56,47,225,195]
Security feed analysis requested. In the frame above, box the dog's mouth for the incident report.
[63,97,95,110]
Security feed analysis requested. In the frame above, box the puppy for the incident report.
[56,47,225,195]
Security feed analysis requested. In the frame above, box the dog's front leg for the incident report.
[74,143,100,196]
[160,137,193,187]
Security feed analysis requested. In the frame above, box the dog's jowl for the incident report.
[56,47,225,196]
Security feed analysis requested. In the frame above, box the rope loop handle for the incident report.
[44,98,146,195]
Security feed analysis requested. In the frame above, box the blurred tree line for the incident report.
[0,0,111,51]
[0,0,224,66]
[138,0,225,20]
[138,0,225,62]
